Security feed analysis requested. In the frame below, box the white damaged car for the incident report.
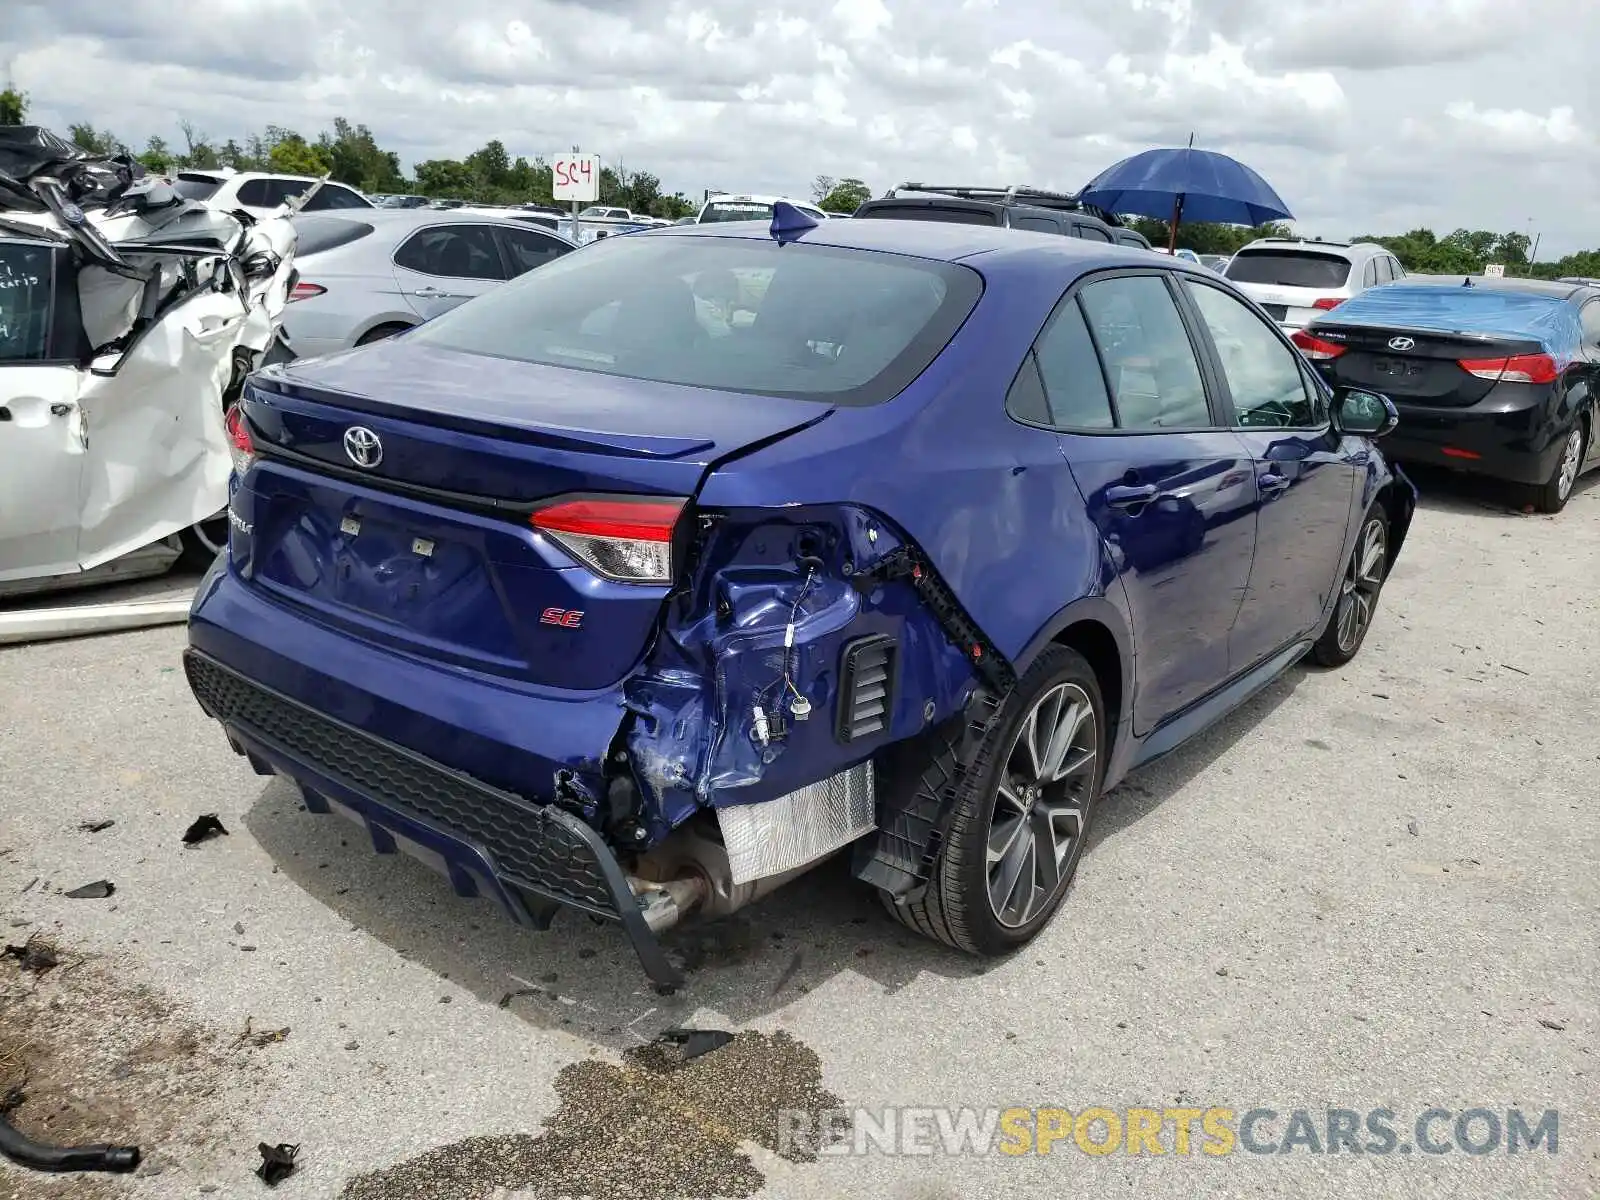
[0,126,300,597]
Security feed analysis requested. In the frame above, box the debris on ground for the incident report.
[2,936,61,975]
[63,881,114,900]
[0,937,259,1198]
[255,1141,301,1186]
[340,1030,843,1200]
[78,821,115,834]
[235,1018,291,1049]
[653,1027,735,1062]
[182,815,229,846]
[1537,1018,1566,1032]
[0,1109,141,1175]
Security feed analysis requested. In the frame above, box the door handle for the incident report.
[411,285,454,299]
[50,403,73,417]
[1105,483,1161,509]
[1258,471,1291,497]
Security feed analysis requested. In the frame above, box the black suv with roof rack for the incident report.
[853,184,1151,249]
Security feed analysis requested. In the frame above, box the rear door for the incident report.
[391,223,509,320]
[1180,277,1358,665]
[0,238,85,582]
[1025,271,1259,732]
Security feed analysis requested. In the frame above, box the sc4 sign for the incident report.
[552,154,600,203]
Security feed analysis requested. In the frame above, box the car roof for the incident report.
[292,208,578,244]
[655,215,1170,269]
[1237,238,1384,259]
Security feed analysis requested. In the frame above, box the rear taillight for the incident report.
[530,496,685,584]
[287,281,326,303]
[225,404,256,475]
[1457,353,1559,385]
[1312,297,1344,311]
[1291,330,1346,360]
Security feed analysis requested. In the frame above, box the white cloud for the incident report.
[1,0,1595,253]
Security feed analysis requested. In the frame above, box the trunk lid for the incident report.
[233,338,831,690]
[1310,322,1545,405]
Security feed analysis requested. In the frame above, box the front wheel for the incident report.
[1310,503,1389,667]
[882,645,1105,957]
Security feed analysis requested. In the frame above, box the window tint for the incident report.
[1362,258,1378,287]
[498,226,570,277]
[393,225,506,280]
[1225,250,1353,289]
[0,242,54,363]
[236,178,305,209]
[1077,275,1210,428]
[302,184,370,211]
[172,173,223,201]
[410,236,982,406]
[1185,281,1321,428]
[1012,215,1061,234]
[1075,224,1113,243]
[292,216,375,258]
[1032,298,1114,427]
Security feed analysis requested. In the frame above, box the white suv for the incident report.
[1223,238,1405,331]
[170,170,374,217]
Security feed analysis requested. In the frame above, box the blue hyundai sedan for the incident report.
[188,208,1415,985]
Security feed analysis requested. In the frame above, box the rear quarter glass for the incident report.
[407,235,984,406]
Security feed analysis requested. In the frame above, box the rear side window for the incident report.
[1077,275,1210,429]
[1074,224,1113,243]
[1226,250,1353,289]
[237,178,303,208]
[291,216,376,257]
[172,173,223,201]
[496,226,571,277]
[0,241,55,363]
[1362,259,1378,287]
[1012,215,1061,234]
[410,235,982,406]
[857,204,1000,226]
[394,225,506,280]
[1030,299,1114,427]
[302,184,371,211]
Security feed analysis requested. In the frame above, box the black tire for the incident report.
[1309,502,1390,668]
[881,645,1106,957]
[179,515,229,570]
[1528,422,1585,515]
[355,322,412,347]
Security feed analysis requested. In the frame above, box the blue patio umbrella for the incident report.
[1078,145,1293,253]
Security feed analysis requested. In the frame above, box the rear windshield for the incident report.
[858,204,1000,227]
[410,233,983,405]
[1226,250,1352,288]
[172,173,223,201]
[291,216,376,257]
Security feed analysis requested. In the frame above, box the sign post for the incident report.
[552,152,600,245]
[1484,263,1506,279]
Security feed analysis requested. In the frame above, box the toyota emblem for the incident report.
[343,426,383,469]
[1387,336,1415,351]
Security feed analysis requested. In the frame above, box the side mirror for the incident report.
[1332,388,1398,439]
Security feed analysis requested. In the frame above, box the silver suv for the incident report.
[1224,238,1405,332]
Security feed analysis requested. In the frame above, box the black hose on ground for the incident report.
[0,1112,141,1174]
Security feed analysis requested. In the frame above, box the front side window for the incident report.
[0,241,55,363]
[1184,281,1322,427]
[1077,275,1210,429]
[394,226,506,280]
[410,235,982,405]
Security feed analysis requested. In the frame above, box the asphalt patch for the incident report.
[339,1030,843,1200]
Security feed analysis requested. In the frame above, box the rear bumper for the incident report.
[184,648,681,987]
[1382,391,1560,485]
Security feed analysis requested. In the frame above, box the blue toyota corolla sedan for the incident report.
[188,208,1416,985]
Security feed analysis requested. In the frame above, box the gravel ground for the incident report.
[0,472,1596,1200]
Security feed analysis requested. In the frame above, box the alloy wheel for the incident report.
[1335,517,1387,654]
[987,682,1097,928]
[1556,427,1583,503]
[190,515,230,557]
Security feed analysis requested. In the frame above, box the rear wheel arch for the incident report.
[1013,595,1132,755]
[354,320,415,347]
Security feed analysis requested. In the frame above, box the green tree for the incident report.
[138,135,172,174]
[319,117,402,192]
[819,178,871,212]
[0,86,26,126]
[68,123,122,155]
[267,132,333,176]
[414,158,476,197]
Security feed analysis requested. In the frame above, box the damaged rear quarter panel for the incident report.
[623,503,979,835]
